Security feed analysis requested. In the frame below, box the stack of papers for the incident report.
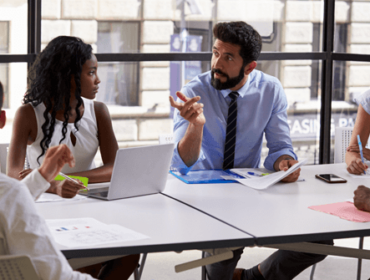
[229,159,308,190]
[46,218,149,248]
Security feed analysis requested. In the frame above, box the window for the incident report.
[2,0,367,164]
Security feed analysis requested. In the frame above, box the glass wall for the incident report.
[257,60,322,165]
[0,0,27,54]
[0,63,27,110]
[330,0,370,162]
[334,0,370,55]
[3,0,369,165]
[40,0,324,54]
[0,63,27,144]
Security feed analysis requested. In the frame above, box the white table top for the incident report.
[163,163,370,245]
[36,193,252,258]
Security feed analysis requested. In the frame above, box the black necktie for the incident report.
[223,91,239,170]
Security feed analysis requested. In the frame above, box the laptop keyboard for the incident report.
[80,187,109,198]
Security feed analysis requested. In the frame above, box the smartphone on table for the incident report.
[315,174,347,184]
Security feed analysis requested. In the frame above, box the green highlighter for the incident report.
[54,173,89,191]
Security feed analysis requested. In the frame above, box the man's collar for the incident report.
[220,74,251,99]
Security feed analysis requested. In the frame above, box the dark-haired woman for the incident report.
[8,36,116,197]
[7,36,139,279]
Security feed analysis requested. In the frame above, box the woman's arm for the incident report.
[345,104,370,174]
[68,101,118,183]
[7,104,37,179]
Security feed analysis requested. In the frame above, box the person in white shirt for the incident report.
[0,147,98,280]
[0,81,96,279]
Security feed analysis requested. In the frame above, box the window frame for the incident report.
[0,0,361,164]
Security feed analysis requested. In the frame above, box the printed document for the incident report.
[46,218,149,248]
[232,158,308,190]
[36,193,87,203]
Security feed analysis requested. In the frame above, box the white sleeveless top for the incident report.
[27,97,99,173]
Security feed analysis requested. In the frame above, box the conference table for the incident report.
[163,163,370,246]
[36,193,252,259]
[35,163,370,275]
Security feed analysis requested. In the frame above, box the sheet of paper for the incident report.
[309,201,370,222]
[233,158,308,190]
[229,168,264,178]
[348,172,370,179]
[46,218,149,248]
[36,193,87,203]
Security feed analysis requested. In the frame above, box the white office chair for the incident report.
[0,144,31,175]
[334,126,370,164]
[0,255,40,280]
[334,127,353,163]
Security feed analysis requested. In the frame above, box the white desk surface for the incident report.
[163,163,370,245]
[36,193,252,259]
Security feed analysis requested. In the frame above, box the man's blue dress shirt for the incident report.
[171,69,297,175]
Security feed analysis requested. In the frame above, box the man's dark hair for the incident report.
[25,36,92,164]
[0,82,3,109]
[213,21,262,66]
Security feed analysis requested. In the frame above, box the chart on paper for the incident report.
[46,218,149,248]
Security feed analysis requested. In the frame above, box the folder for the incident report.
[170,169,244,184]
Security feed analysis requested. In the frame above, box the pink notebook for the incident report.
[309,201,370,222]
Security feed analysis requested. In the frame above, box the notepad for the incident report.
[170,169,244,184]
[309,201,370,223]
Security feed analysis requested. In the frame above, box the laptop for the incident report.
[85,143,174,200]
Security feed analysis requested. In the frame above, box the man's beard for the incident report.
[211,66,245,90]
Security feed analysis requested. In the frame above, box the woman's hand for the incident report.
[19,168,33,179]
[346,158,368,175]
[347,144,370,160]
[53,179,84,198]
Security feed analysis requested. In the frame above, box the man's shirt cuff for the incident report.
[21,169,51,201]
[171,142,206,175]
[264,148,297,171]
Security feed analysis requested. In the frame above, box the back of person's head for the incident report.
[25,36,92,163]
[213,21,262,66]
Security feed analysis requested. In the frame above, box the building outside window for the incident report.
[1,0,369,165]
